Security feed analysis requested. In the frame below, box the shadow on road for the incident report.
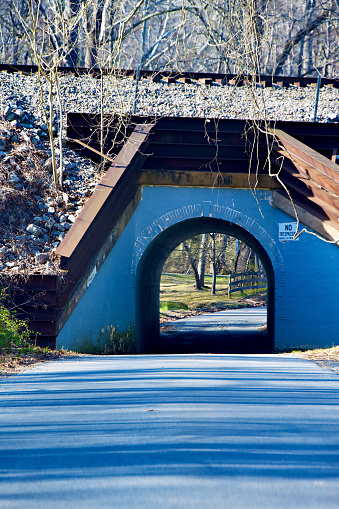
[158,307,271,354]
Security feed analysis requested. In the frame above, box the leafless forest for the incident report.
[0,0,338,77]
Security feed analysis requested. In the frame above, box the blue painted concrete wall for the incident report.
[56,186,339,352]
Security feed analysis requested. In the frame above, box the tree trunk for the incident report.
[234,242,252,273]
[211,261,216,295]
[85,2,100,68]
[274,11,329,75]
[197,233,208,288]
[183,241,201,290]
[64,0,80,66]
[209,233,216,295]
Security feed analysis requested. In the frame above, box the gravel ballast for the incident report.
[1,71,339,122]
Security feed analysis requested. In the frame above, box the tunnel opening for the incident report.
[136,217,274,354]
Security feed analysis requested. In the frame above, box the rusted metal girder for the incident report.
[272,129,339,230]
[56,123,152,277]
[66,114,339,167]
[138,170,281,189]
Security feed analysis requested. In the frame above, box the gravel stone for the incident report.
[26,224,42,236]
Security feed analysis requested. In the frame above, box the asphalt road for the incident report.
[1,354,339,509]
[160,307,269,353]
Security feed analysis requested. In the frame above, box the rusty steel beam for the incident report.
[273,129,339,193]
[1,274,58,292]
[271,191,339,242]
[56,123,152,265]
[277,171,339,226]
[271,129,339,231]
[275,158,339,212]
[138,170,282,189]
[0,274,60,348]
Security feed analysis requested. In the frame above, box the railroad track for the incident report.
[0,63,338,88]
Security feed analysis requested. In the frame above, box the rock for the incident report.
[10,119,18,128]
[62,192,68,205]
[47,206,55,214]
[30,134,40,146]
[0,138,6,150]
[6,112,16,121]
[3,155,15,164]
[39,234,49,244]
[26,223,42,236]
[21,132,30,143]
[327,113,338,122]
[14,108,25,118]
[3,105,12,117]
[63,158,74,170]
[44,158,53,171]
[8,172,20,184]
[35,252,49,263]
[34,237,46,246]
[0,247,8,257]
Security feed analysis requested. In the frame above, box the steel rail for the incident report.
[0,63,338,88]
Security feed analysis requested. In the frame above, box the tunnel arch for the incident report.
[135,216,275,353]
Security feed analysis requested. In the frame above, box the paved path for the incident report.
[162,307,267,334]
[1,354,339,508]
[160,307,269,353]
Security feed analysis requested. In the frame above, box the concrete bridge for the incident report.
[53,117,339,353]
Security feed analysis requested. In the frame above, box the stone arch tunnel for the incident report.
[47,116,339,353]
[135,216,275,353]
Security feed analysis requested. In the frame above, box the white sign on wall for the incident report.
[278,222,299,242]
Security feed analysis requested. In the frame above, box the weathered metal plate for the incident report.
[56,124,152,260]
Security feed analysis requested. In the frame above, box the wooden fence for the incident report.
[227,271,267,298]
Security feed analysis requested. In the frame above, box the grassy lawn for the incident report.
[160,273,266,314]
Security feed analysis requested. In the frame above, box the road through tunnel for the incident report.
[136,217,275,354]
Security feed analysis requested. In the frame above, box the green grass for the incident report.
[160,273,266,312]
[160,301,189,311]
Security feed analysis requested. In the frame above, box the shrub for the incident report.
[102,324,136,355]
[0,289,33,354]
